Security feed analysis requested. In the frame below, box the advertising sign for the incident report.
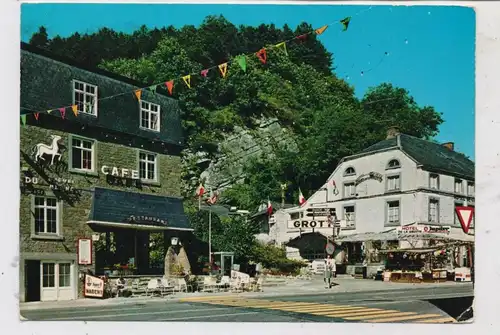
[77,238,92,265]
[288,218,335,229]
[396,225,451,235]
[84,275,105,298]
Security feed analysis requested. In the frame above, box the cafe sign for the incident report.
[101,165,139,179]
[128,215,168,227]
[84,275,104,298]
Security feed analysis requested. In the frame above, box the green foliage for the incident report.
[251,243,308,275]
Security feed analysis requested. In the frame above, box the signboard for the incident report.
[396,225,451,235]
[101,165,139,179]
[128,215,168,227]
[355,172,383,186]
[325,242,335,255]
[305,208,335,218]
[84,275,105,298]
[77,238,92,265]
[288,219,335,229]
[456,206,474,234]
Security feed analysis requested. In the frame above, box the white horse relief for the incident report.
[32,134,62,165]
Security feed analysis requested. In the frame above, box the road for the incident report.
[22,285,473,323]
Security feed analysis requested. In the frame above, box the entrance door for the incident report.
[40,261,74,301]
[25,260,41,302]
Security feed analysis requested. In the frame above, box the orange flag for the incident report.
[218,63,228,78]
[315,25,328,35]
[134,89,142,100]
[256,48,267,64]
[182,75,191,89]
[71,105,78,116]
[165,81,174,95]
[34,112,40,120]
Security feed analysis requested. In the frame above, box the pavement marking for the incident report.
[278,305,358,312]
[179,296,240,302]
[157,311,259,321]
[346,311,416,320]
[368,313,444,323]
[312,308,383,317]
[416,317,457,323]
[37,307,235,321]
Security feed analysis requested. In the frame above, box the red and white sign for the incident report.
[84,274,104,298]
[78,238,92,265]
[456,206,475,234]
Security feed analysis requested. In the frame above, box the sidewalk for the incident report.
[20,275,473,312]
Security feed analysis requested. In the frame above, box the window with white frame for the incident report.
[454,178,464,194]
[344,167,356,176]
[454,201,464,226]
[70,136,95,171]
[428,198,440,223]
[58,263,71,287]
[387,200,400,224]
[34,196,59,235]
[467,182,475,197]
[387,159,400,169]
[387,175,401,192]
[73,80,98,115]
[343,182,356,198]
[429,174,439,190]
[344,206,355,227]
[140,101,160,131]
[139,151,157,181]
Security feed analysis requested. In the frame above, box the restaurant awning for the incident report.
[87,187,192,231]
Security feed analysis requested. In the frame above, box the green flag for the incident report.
[236,55,247,72]
[149,85,157,94]
[21,114,26,126]
[340,17,351,31]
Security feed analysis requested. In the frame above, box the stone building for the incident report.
[265,129,475,275]
[19,43,190,302]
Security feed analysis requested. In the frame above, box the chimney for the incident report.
[386,127,400,140]
[442,142,454,151]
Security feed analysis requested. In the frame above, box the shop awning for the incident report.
[87,187,192,231]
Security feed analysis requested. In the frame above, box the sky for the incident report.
[20,3,475,159]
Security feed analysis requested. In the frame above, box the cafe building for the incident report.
[267,129,475,276]
[19,43,190,302]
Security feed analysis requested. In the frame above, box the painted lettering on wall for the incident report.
[288,219,335,230]
[128,215,168,227]
[355,172,383,186]
[101,166,139,179]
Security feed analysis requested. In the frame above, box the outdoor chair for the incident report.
[160,278,175,296]
[145,278,161,297]
[177,278,192,292]
[252,277,264,292]
[201,276,217,293]
[217,276,230,292]
[229,278,243,293]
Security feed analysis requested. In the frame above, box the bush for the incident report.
[251,243,307,276]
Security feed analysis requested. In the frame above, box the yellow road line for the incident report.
[368,313,443,323]
[267,304,342,311]
[275,305,347,311]
[314,308,382,317]
[416,317,457,323]
[244,302,320,309]
[346,311,416,320]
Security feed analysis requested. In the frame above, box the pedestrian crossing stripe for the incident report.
[180,297,456,323]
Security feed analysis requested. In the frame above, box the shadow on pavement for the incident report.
[427,296,474,322]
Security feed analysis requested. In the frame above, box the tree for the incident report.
[29,26,49,48]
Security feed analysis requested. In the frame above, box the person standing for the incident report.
[324,255,334,288]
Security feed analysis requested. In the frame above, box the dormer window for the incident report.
[387,159,401,169]
[140,101,160,132]
[344,167,356,177]
[73,80,98,116]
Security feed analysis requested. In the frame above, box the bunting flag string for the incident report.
[20,9,375,121]
[218,63,228,78]
[34,112,40,120]
[20,114,26,126]
[59,107,66,119]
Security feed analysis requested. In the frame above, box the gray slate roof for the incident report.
[354,134,474,180]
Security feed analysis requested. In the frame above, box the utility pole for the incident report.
[280,183,287,209]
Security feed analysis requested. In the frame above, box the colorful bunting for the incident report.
[71,105,78,116]
[275,42,288,56]
[236,55,247,72]
[218,63,228,78]
[134,89,142,101]
[340,17,351,31]
[315,25,328,35]
[34,112,40,120]
[256,48,267,64]
[201,69,209,77]
[47,109,53,114]
[165,81,174,95]
[297,34,308,41]
[59,107,66,119]
[182,75,191,89]
[149,85,157,94]
[20,115,26,126]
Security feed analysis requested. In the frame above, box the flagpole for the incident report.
[209,201,212,270]
[198,195,201,211]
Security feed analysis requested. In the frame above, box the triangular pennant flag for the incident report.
[59,107,66,119]
[200,69,209,77]
[218,63,228,78]
[134,89,142,100]
[34,112,39,121]
[340,17,351,31]
[165,81,174,95]
[315,25,328,35]
[71,105,78,116]
[256,48,267,64]
[275,42,288,56]
[297,34,308,41]
[236,55,247,72]
[182,75,191,89]
[47,109,53,114]
[148,85,157,94]
[86,102,93,114]
[20,115,26,126]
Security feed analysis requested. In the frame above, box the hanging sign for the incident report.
[101,166,139,179]
[325,242,335,255]
[78,238,92,265]
[288,219,335,229]
[84,274,104,298]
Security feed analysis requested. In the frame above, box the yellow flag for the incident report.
[71,105,78,116]
[47,109,52,114]
[134,89,142,100]
[275,42,288,56]
[182,75,191,89]
[315,25,328,35]
[218,63,228,78]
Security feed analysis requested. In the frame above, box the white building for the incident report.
[267,129,475,274]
